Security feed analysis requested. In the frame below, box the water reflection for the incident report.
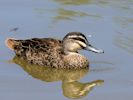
[34,8,89,22]
[114,32,133,54]
[53,8,88,21]
[10,27,19,32]
[12,56,104,99]
[63,80,104,99]
[53,0,91,5]
[53,0,133,9]
[113,17,133,29]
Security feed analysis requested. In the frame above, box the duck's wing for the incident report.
[6,38,62,56]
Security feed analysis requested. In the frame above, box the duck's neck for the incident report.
[63,52,89,69]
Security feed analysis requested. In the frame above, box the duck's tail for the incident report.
[5,38,17,50]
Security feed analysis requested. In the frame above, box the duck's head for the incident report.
[63,32,104,54]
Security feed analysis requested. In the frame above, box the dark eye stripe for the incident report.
[70,37,86,44]
[78,34,87,40]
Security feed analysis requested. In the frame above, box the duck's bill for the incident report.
[85,44,104,53]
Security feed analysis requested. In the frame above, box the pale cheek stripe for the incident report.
[77,41,86,47]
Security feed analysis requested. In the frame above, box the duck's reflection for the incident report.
[63,80,103,99]
[13,56,104,99]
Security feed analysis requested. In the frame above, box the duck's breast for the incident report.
[63,53,89,69]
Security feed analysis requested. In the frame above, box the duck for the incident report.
[6,32,104,69]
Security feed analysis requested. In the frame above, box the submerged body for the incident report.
[6,32,104,69]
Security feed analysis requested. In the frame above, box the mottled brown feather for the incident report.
[5,32,91,69]
[5,38,16,50]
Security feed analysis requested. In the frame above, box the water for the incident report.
[0,0,133,100]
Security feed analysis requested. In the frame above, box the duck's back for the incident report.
[6,38,64,68]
